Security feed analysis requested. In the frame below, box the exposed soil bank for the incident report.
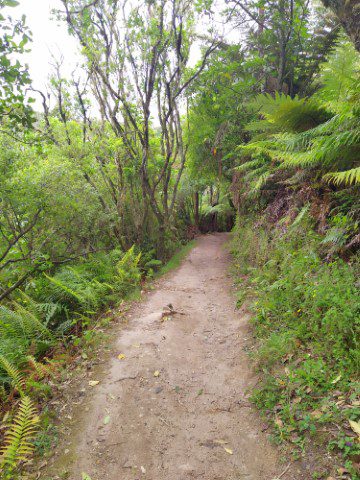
[45,233,306,480]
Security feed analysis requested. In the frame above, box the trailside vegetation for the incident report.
[0,0,359,477]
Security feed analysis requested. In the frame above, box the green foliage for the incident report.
[234,43,360,203]
[0,0,359,475]
[156,240,196,277]
[232,218,360,476]
[0,355,26,397]
[324,167,360,186]
[0,244,145,472]
[0,396,39,474]
[0,0,34,128]
[246,93,330,133]
[0,246,142,397]
[115,246,142,295]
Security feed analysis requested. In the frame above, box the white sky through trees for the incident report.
[17,0,80,92]
[15,0,237,112]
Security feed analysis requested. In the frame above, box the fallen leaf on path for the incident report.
[310,409,323,419]
[140,465,146,473]
[153,370,160,377]
[88,380,100,387]
[200,440,216,449]
[117,353,126,360]
[337,467,350,475]
[349,420,360,439]
[274,416,283,428]
[223,447,233,455]
[82,474,92,480]
[104,415,110,425]
[132,344,140,348]
[38,460,47,469]
[214,439,228,445]
[197,389,203,396]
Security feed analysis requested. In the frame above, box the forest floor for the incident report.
[43,233,308,480]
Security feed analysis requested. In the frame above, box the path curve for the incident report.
[48,233,306,480]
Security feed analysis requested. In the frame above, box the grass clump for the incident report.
[156,240,196,277]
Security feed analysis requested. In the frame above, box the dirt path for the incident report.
[47,234,306,480]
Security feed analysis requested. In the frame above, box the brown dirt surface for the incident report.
[44,233,308,480]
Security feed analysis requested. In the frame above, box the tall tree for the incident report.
[225,0,339,96]
[57,0,218,255]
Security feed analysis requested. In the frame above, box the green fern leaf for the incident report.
[0,355,26,397]
[0,396,39,471]
[324,167,360,186]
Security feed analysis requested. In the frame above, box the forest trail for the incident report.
[48,233,305,480]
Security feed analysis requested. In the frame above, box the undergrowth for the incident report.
[231,215,360,479]
[0,240,195,477]
[0,246,144,476]
[156,240,196,277]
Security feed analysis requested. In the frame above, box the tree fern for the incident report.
[0,396,39,471]
[254,172,272,190]
[234,158,267,172]
[246,92,329,133]
[237,97,360,190]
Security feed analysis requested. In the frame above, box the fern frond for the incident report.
[321,228,347,247]
[244,165,270,181]
[0,355,26,396]
[291,205,311,228]
[0,303,53,342]
[18,291,61,324]
[0,396,39,470]
[246,92,329,133]
[43,273,85,303]
[234,158,265,172]
[324,167,360,186]
[26,356,54,380]
[13,303,53,340]
[253,172,271,191]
